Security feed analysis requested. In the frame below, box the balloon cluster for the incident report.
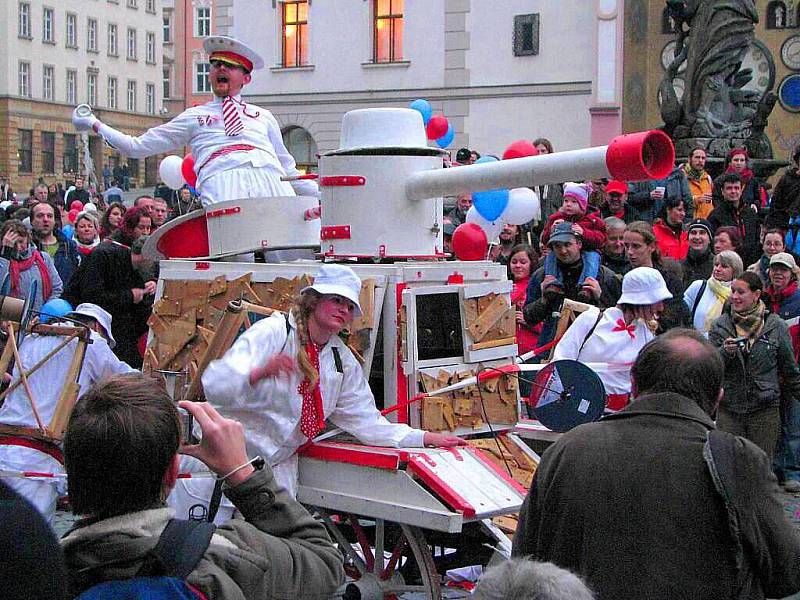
[159,154,198,194]
[409,99,454,149]
[451,140,542,261]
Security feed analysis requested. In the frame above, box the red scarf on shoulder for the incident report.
[9,249,52,301]
[765,281,798,315]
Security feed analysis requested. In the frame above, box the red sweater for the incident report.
[512,277,540,355]
[653,220,689,260]
[540,208,607,251]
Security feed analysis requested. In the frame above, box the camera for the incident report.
[732,336,749,348]
[177,407,197,445]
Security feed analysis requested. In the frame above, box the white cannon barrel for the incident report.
[405,130,675,201]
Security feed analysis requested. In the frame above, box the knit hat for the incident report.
[618,267,673,305]
[563,182,589,212]
[302,264,363,317]
[687,218,713,239]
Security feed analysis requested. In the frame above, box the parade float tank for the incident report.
[143,108,675,599]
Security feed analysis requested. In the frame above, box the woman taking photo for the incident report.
[99,201,126,240]
[652,196,689,260]
[0,219,62,311]
[508,244,540,356]
[709,271,800,460]
[683,250,742,335]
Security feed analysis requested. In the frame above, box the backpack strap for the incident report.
[578,309,605,355]
[690,280,708,326]
[144,519,216,579]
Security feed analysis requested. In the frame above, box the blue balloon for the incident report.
[436,123,455,148]
[473,189,510,222]
[188,185,198,196]
[475,155,499,165]
[409,99,433,125]
[62,224,74,239]
[40,299,73,323]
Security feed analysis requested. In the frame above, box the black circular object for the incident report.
[529,360,606,432]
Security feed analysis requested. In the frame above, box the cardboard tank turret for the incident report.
[144,108,675,599]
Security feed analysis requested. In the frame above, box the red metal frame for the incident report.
[299,442,401,470]
[206,206,241,219]
[406,455,476,518]
[395,282,408,424]
[320,175,366,187]
[320,225,351,240]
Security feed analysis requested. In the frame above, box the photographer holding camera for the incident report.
[709,272,800,460]
[60,373,343,599]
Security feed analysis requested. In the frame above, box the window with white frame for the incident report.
[127,28,137,59]
[127,80,136,111]
[163,15,171,43]
[108,76,117,109]
[196,7,211,37]
[66,69,77,104]
[163,66,171,98]
[146,32,156,63]
[108,23,118,56]
[146,0,156,13]
[146,83,155,114]
[87,18,97,51]
[18,62,31,97]
[43,65,54,100]
[87,72,97,105]
[42,7,54,43]
[66,13,77,48]
[19,3,31,38]
[195,62,211,93]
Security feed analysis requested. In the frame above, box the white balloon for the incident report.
[502,188,541,225]
[159,155,186,190]
[466,206,504,241]
[84,202,98,213]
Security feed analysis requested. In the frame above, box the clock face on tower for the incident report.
[782,35,800,71]
[738,39,776,99]
[660,40,687,73]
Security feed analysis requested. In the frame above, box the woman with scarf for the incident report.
[72,211,100,256]
[712,148,767,212]
[0,219,62,311]
[652,196,689,260]
[748,229,787,286]
[709,271,800,460]
[683,250,742,335]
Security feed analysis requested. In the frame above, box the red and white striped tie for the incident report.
[222,96,243,136]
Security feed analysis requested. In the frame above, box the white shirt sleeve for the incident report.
[96,111,195,158]
[552,307,602,361]
[83,334,138,382]
[264,111,320,198]
[329,345,425,448]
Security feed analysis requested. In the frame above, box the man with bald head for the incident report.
[513,329,800,599]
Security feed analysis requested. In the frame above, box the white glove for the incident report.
[72,106,99,132]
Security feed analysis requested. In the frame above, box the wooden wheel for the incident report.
[321,513,442,599]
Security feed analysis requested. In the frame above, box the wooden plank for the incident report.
[208,275,227,297]
[469,336,516,351]
[468,295,510,342]
[442,401,457,431]
[153,298,181,317]
[158,309,197,348]
[421,397,445,430]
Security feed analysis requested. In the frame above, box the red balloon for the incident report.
[70,200,84,211]
[452,223,488,261]
[181,154,197,188]
[503,140,539,160]
[426,116,449,140]
[68,208,79,223]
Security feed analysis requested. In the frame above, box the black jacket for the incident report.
[654,261,689,333]
[681,246,715,286]
[764,168,800,231]
[707,200,762,266]
[513,392,800,600]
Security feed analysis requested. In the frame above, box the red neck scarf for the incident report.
[9,249,52,301]
[298,341,325,439]
[725,164,754,183]
[765,281,798,314]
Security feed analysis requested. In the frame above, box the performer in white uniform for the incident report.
[552,267,672,410]
[169,265,464,519]
[71,36,318,207]
[0,304,136,523]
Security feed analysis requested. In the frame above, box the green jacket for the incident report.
[61,468,344,599]
[709,310,800,414]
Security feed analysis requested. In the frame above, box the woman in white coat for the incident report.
[683,250,743,335]
[192,265,463,502]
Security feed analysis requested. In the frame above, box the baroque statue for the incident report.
[659,0,778,160]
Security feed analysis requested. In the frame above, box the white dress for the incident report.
[95,94,319,206]
[0,328,135,523]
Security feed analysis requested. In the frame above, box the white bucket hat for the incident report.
[302,264,363,316]
[618,267,673,306]
[68,303,116,348]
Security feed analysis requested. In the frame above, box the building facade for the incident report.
[213,0,625,170]
[623,0,800,180]
[0,0,166,193]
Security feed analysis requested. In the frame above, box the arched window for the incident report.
[661,7,678,34]
[281,126,318,173]
[767,1,787,29]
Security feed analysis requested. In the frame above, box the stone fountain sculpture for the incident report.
[659,0,782,175]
